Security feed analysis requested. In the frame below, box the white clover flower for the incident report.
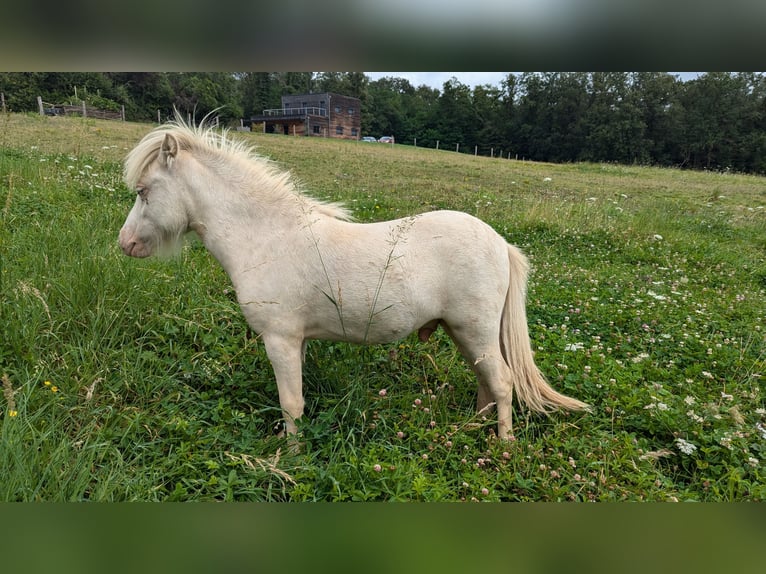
[687,410,704,423]
[675,438,697,455]
[684,395,696,406]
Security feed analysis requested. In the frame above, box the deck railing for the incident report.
[261,107,327,117]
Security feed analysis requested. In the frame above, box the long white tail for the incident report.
[501,245,590,414]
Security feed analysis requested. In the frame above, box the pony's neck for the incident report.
[183,156,304,271]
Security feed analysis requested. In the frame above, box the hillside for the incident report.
[1,113,765,501]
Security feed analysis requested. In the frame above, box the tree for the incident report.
[472,84,505,155]
[238,72,281,117]
[107,72,174,121]
[436,77,477,151]
[167,73,242,123]
[582,72,647,164]
[631,72,684,166]
[514,72,589,162]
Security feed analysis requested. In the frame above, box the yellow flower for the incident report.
[9,410,18,417]
[44,381,51,386]
[51,386,59,393]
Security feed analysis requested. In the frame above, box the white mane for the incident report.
[123,114,352,221]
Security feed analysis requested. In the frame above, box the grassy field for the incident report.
[1,112,764,501]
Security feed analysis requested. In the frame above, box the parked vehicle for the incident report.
[378,136,395,144]
[361,136,378,142]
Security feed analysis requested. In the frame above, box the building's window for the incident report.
[313,125,321,134]
[348,108,355,115]
[335,125,344,135]
[334,106,341,113]
[351,128,358,137]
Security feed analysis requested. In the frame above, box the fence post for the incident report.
[38,96,44,116]
[1,92,5,113]
[436,140,439,150]
[474,145,477,156]
[456,143,460,153]
[414,137,417,147]
[121,105,125,121]
[82,101,87,118]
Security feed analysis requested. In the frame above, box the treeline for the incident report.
[2,72,766,174]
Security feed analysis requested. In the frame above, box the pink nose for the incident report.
[119,227,148,258]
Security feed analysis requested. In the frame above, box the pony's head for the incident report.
[119,118,204,258]
[119,113,353,258]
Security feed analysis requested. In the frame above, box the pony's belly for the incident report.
[304,311,424,345]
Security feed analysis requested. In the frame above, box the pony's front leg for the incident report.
[263,333,306,438]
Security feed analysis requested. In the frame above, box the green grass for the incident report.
[1,113,764,500]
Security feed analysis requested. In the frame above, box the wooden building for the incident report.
[250,93,361,140]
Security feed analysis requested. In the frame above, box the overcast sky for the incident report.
[365,72,701,90]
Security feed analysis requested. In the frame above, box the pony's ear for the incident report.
[160,133,179,167]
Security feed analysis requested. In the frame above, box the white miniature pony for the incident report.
[118,118,589,439]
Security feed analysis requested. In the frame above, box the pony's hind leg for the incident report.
[443,323,514,438]
[471,352,514,438]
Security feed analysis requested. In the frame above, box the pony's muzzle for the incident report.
[118,226,150,258]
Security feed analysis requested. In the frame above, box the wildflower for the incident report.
[396,431,405,439]
[687,410,704,424]
[675,438,697,455]
[9,410,18,417]
[481,488,490,496]
[684,395,696,406]
[747,457,759,468]
[378,389,387,397]
[373,464,382,472]
[564,342,584,351]
[647,291,667,301]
